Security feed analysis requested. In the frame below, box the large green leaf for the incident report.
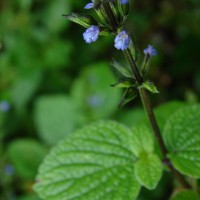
[34,121,141,200]
[163,105,200,177]
[154,101,186,131]
[34,95,84,145]
[135,153,163,190]
[170,190,199,200]
[7,139,47,180]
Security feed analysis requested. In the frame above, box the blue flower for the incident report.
[120,0,128,4]
[0,101,10,112]
[114,30,130,50]
[4,165,15,176]
[84,1,94,9]
[143,45,157,57]
[83,25,100,43]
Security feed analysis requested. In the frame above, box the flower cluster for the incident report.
[65,0,157,55]
[81,0,131,50]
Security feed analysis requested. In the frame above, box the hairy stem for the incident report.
[123,48,191,189]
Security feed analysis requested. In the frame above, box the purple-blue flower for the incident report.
[0,101,10,112]
[83,25,100,43]
[4,165,15,176]
[143,45,157,57]
[84,1,94,9]
[114,30,130,50]
[120,0,128,4]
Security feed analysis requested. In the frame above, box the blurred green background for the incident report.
[0,0,200,199]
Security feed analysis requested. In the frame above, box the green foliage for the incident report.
[130,126,163,189]
[7,139,47,180]
[135,153,163,190]
[163,105,200,177]
[71,62,121,119]
[130,125,154,156]
[1,0,200,198]
[64,13,97,28]
[34,121,140,200]
[34,95,83,145]
[170,190,199,200]
[140,81,159,94]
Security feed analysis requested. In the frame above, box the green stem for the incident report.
[123,48,191,189]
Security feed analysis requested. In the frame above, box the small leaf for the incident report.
[94,9,109,26]
[163,105,200,177]
[130,125,154,157]
[170,190,199,200]
[116,0,129,20]
[118,87,138,108]
[111,79,133,88]
[63,13,97,28]
[135,153,163,190]
[111,59,133,78]
[140,81,159,94]
[34,121,141,200]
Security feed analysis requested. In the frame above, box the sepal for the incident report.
[63,13,97,28]
[118,87,138,108]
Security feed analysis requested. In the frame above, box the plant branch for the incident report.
[102,2,191,189]
[123,48,191,189]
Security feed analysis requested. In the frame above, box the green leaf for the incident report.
[11,70,42,111]
[111,80,133,88]
[140,81,159,94]
[135,153,163,190]
[34,95,83,145]
[34,121,141,200]
[154,101,186,131]
[163,105,200,177]
[170,190,199,200]
[7,139,47,180]
[130,125,154,157]
[111,60,132,78]
[63,13,97,28]
[71,62,121,119]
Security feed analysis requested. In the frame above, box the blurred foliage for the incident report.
[0,0,199,199]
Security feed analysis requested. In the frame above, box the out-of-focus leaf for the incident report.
[71,62,121,119]
[11,70,42,110]
[7,139,47,180]
[170,190,199,200]
[34,95,84,145]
